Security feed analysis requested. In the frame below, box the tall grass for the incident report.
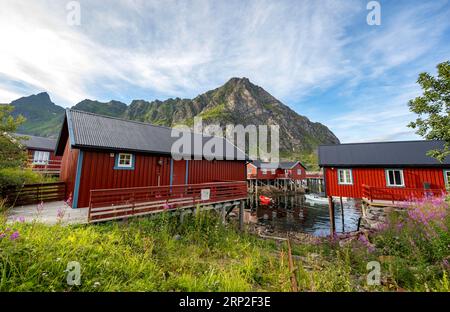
[0,209,290,291]
[0,197,449,292]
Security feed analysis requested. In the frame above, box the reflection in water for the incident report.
[247,194,362,237]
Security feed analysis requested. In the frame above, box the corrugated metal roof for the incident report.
[319,140,450,167]
[14,133,56,151]
[66,109,247,160]
[250,160,302,169]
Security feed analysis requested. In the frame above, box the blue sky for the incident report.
[0,0,449,143]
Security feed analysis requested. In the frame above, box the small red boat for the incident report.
[259,195,272,205]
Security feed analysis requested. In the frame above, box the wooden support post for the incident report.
[328,196,335,236]
[340,196,344,232]
[239,200,245,231]
[221,204,226,224]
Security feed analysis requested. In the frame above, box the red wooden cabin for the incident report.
[16,133,62,175]
[55,109,247,209]
[319,141,450,202]
[247,160,306,181]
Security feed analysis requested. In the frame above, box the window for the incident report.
[33,151,50,164]
[115,153,134,169]
[386,169,404,187]
[261,169,267,175]
[338,169,353,185]
[297,169,302,175]
[247,167,253,174]
[271,169,276,174]
[444,170,450,189]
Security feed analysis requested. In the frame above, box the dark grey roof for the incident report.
[14,133,56,151]
[319,140,450,167]
[63,109,246,160]
[250,160,302,169]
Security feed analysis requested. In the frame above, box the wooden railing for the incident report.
[305,171,323,179]
[2,182,66,206]
[362,184,445,203]
[27,158,62,176]
[88,181,248,223]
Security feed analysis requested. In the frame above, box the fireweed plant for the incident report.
[0,197,449,292]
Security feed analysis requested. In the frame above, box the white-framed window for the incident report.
[33,151,50,164]
[247,167,253,174]
[116,153,133,169]
[385,169,404,187]
[261,169,267,175]
[297,169,302,175]
[338,169,353,185]
[443,170,450,189]
[271,169,276,174]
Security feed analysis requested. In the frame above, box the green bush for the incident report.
[0,168,44,194]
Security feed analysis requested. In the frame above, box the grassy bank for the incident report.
[0,197,449,292]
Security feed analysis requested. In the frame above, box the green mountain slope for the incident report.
[9,92,65,138]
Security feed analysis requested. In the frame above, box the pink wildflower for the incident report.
[9,231,20,240]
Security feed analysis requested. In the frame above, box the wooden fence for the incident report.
[27,158,62,176]
[1,182,66,206]
[88,181,248,223]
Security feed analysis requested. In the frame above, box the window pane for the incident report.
[118,154,132,167]
[388,171,394,185]
[394,170,401,185]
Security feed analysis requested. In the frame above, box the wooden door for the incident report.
[171,160,186,185]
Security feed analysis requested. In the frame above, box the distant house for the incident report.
[247,160,306,182]
[55,109,248,209]
[319,140,450,201]
[16,133,62,175]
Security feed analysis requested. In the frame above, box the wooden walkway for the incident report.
[88,181,248,223]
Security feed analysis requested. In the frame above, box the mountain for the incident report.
[8,78,339,167]
[73,99,128,117]
[10,92,65,138]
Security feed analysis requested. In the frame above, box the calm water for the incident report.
[246,194,362,236]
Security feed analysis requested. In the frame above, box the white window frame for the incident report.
[261,169,267,175]
[33,150,50,165]
[271,169,276,174]
[297,169,302,175]
[247,167,253,174]
[337,169,353,185]
[117,153,133,168]
[385,169,405,187]
[444,170,450,189]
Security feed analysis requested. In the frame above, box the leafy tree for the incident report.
[0,105,27,169]
[408,61,450,162]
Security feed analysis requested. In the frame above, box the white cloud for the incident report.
[0,0,448,143]
[0,0,362,106]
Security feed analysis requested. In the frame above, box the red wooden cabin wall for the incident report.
[76,151,171,208]
[188,160,246,184]
[59,138,79,200]
[324,167,447,198]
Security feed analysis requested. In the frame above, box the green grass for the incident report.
[0,198,449,292]
[0,211,291,291]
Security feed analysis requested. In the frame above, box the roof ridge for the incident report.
[319,139,444,147]
[67,108,177,131]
